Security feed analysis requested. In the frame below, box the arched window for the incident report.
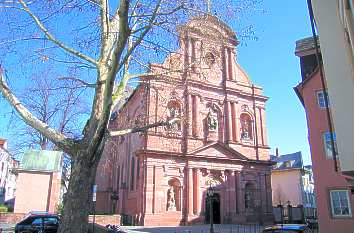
[244,182,256,210]
[130,157,135,191]
[240,113,253,140]
[167,100,181,131]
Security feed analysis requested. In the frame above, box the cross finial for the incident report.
[206,0,212,13]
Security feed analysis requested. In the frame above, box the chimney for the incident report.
[0,139,6,149]
[276,148,279,157]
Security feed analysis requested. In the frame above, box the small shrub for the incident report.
[56,203,63,215]
[0,204,8,213]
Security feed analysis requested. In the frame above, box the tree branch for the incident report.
[109,118,178,137]
[18,0,98,66]
[0,69,75,153]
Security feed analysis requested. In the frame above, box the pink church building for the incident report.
[96,14,273,226]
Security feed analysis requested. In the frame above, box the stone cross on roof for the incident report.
[206,0,212,13]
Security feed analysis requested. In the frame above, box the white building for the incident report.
[310,0,354,179]
[0,138,18,207]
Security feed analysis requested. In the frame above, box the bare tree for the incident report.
[8,68,88,153]
[0,0,264,232]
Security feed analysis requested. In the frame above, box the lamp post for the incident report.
[110,191,119,214]
[207,186,215,233]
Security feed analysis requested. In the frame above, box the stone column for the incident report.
[188,167,194,216]
[193,168,200,214]
[145,166,154,213]
[188,94,193,136]
[155,166,164,213]
[152,165,156,213]
[228,48,233,80]
[227,101,233,142]
[265,173,272,213]
[194,96,199,137]
[231,102,238,142]
[234,102,239,142]
[235,171,241,214]
[229,171,237,217]
[224,48,229,80]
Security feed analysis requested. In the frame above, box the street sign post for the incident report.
[92,184,97,233]
[93,184,97,202]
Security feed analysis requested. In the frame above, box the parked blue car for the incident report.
[262,224,311,233]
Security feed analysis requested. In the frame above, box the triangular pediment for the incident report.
[188,142,248,161]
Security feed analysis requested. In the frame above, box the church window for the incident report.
[240,113,253,140]
[130,157,135,191]
[166,100,181,131]
[136,158,140,190]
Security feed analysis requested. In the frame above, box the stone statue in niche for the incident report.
[167,186,176,211]
[207,111,218,131]
[167,103,181,132]
[241,118,250,139]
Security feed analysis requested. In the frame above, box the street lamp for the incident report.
[207,186,215,233]
[110,191,119,214]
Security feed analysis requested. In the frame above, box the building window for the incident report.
[136,158,140,190]
[317,90,330,108]
[130,158,135,191]
[323,132,338,158]
[330,190,352,217]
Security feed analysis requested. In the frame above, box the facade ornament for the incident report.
[241,104,249,111]
[167,186,176,211]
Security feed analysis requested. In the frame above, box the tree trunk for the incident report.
[58,150,100,233]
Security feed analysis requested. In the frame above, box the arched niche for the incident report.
[166,178,182,211]
[166,100,182,132]
[240,113,253,140]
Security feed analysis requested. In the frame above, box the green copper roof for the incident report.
[20,150,63,172]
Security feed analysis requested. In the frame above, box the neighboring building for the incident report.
[295,37,354,233]
[302,165,316,218]
[308,0,354,178]
[14,150,63,213]
[0,138,18,208]
[271,151,316,218]
[96,14,274,226]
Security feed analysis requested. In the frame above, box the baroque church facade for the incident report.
[96,14,273,226]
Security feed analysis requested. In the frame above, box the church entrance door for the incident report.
[205,193,221,224]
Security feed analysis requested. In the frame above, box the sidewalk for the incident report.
[0,223,15,233]
[122,224,264,233]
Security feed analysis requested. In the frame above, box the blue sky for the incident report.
[0,0,313,164]
[237,0,312,164]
